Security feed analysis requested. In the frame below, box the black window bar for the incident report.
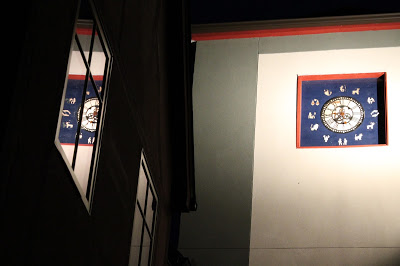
[86,26,110,199]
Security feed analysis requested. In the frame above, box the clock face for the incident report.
[78,98,100,132]
[320,96,364,133]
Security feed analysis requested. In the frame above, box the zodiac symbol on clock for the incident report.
[324,89,332,96]
[68,98,76,104]
[367,97,375,104]
[323,135,330,142]
[338,138,347,145]
[355,133,363,141]
[62,110,71,116]
[311,99,320,106]
[308,112,316,119]
[340,85,347,92]
[352,88,360,95]
[310,124,319,131]
[367,122,375,130]
[63,121,73,129]
[371,110,379,117]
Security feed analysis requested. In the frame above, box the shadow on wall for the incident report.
[382,253,400,266]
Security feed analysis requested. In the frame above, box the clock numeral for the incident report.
[326,118,334,125]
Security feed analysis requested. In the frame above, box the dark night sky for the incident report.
[190,0,400,24]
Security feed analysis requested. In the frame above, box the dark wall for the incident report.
[1,0,189,265]
[190,0,400,23]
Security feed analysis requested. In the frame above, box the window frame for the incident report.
[54,0,113,213]
[128,150,159,266]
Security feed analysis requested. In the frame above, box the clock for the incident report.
[296,72,387,148]
[78,98,100,132]
[320,96,364,133]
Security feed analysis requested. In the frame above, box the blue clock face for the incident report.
[297,73,387,148]
[59,78,102,145]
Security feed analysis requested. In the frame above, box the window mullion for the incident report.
[137,202,146,266]
[88,73,103,105]
[87,24,105,102]
[136,199,153,238]
[74,29,103,103]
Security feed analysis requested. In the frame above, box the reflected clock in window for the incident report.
[320,96,365,133]
[78,98,100,132]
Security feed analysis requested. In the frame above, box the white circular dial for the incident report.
[321,96,364,133]
[78,98,100,132]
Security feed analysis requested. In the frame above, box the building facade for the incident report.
[179,14,400,265]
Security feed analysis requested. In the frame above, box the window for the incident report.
[129,151,158,266]
[55,0,112,212]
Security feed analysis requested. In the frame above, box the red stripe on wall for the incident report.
[68,74,104,81]
[192,22,400,41]
[61,143,94,146]
[298,72,386,81]
[76,28,98,36]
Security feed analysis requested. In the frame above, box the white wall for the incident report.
[251,47,400,265]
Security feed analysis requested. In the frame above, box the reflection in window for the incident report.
[55,0,112,211]
[129,151,158,266]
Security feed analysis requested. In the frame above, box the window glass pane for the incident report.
[129,204,143,266]
[137,166,147,209]
[74,79,100,194]
[70,38,87,75]
[91,28,107,99]
[140,230,151,266]
[76,23,94,64]
[74,144,93,192]
[129,246,140,266]
[145,187,156,234]
[58,46,87,165]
